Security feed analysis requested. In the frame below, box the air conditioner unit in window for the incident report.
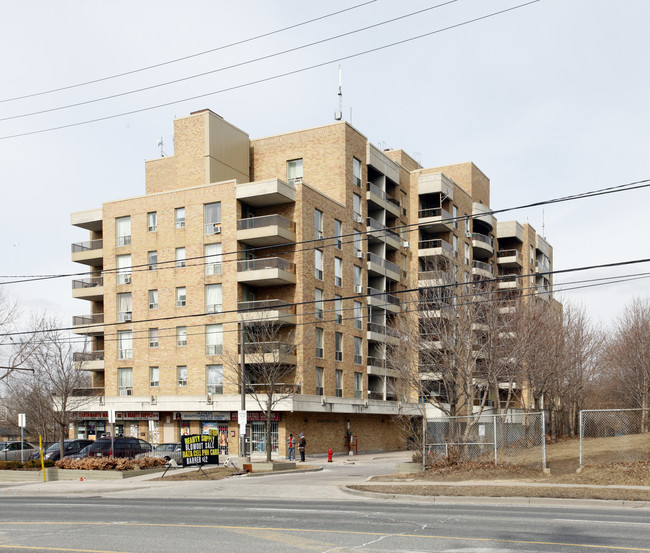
[123,275,131,284]
[317,231,324,240]
[123,313,132,322]
[207,393,213,404]
[355,215,364,224]
[355,251,365,259]
[402,241,410,249]
[213,225,222,234]
[354,285,364,294]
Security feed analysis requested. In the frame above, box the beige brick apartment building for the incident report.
[69,109,554,456]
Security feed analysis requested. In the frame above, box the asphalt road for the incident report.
[0,496,649,552]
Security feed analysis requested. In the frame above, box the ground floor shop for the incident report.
[70,410,409,457]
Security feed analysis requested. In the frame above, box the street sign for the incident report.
[17,414,26,428]
[108,410,116,424]
[237,410,247,426]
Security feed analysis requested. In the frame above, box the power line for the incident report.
[0,1,539,141]
[1,1,459,122]
[1,176,648,286]
[0,1,378,104]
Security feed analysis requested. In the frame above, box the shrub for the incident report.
[0,461,22,470]
[55,456,167,471]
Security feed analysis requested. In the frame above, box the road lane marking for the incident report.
[0,521,649,551]
[556,520,650,526]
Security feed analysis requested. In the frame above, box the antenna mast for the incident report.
[334,65,343,121]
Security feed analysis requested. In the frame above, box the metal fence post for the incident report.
[541,410,547,469]
[579,410,584,468]
[493,415,498,466]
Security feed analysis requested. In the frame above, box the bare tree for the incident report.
[606,298,650,432]
[224,312,304,462]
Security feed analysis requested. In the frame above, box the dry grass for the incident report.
[152,466,240,481]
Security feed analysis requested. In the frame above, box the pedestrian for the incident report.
[287,433,295,461]
[298,433,306,462]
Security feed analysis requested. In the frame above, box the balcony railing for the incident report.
[472,233,493,247]
[418,207,451,220]
[367,287,401,306]
[72,314,104,326]
[73,351,105,362]
[367,182,387,201]
[367,356,386,368]
[242,341,296,357]
[418,239,454,254]
[72,277,103,289]
[367,217,400,240]
[71,387,105,397]
[472,260,493,274]
[238,299,294,313]
[367,253,400,275]
[497,249,520,259]
[71,239,103,253]
[237,214,295,231]
[237,257,295,273]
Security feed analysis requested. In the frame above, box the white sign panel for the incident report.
[17,413,26,428]
[237,410,247,426]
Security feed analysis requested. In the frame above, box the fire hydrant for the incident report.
[327,448,333,462]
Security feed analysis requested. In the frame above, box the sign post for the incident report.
[17,414,26,462]
[238,410,247,457]
[107,410,116,458]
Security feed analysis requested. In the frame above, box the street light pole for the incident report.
[239,322,247,458]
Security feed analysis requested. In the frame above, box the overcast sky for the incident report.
[1,0,648,334]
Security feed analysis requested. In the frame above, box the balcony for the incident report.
[366,218,401,250]
[472,260,493,279]
[367,288,402,313]
[367,322,400,345]
[237,257,296,286]
[536,259,551,274]
[71,207,102,231]
[72,277,104,301]
[418,207,453,232]
[497,249,522,268]
[238,299,297,325]
[418,302,453,320]
[237,214,296,247]
[472,202,494,230]
[471,233,494,259]
[418,270,449,287]
[418,172,455,199]
[72,314,104,335]
[71,239,103,266]
[73,351,105,371]
[418,238,455,261]
[366,182,401,217]
[236,178,296,206]
[241,341,297,365]
[497,275,522,290]
[367,252,401,281]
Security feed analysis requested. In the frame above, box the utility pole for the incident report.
[239,322,247,459]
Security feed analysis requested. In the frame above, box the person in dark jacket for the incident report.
[298,433,306,462]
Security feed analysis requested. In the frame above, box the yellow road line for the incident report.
[0,521,648,552]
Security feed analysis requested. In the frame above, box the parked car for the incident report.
[28,439,94,461]
[0,441,36,461]
[84,437,152,459]
[146,442,182,463]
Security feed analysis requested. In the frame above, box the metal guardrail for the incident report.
[237,214,294,231]
[72,277,103,289]
[237,257,295,273]
[72,314,104,326]
[71,239,103,253]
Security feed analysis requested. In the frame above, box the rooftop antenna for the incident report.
[157,137,166,157]
[334,65,343,121]
[542,209,545,238]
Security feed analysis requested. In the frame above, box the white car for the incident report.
[0,441,36,461]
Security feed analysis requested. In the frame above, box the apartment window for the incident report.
[334,257,342,287]
[175,247,186,268]
[464,243,470,266]
[149,367,159,388]
[353,194,362,222]
[205,284,222,314]
[147,212,157,232]
[453,205,458,230]
[204,202,222,235]
[353,157,361,187]
[315,249,323,281]
[353,229,362,256]
[147,250,158,271]
[354,265,362,289]
[177,326,187,347]
[118,367,133,396]
[117,254,131,285]
[117,330,132,360]
[205,243,223,276]
[175,207,185,229]
[315,327,324,358]
[148,328,159,348]
[354,301,363,330]
[452,235,458,257]
[354,336,363,365]
[315,288,324,320]
[315,367,324,396]
[354,372,363,399]
[530,245,535,266]
[335,332,343,362]
[334,220,342,249]
[148,289,158,310]
[315,209,323,240]
[206,364,223,394]
[335,369,343,397]
[206,324,223,356]
[335,295,342,324]
[176,287,186,307]
[401,191,408,217]
[177,366,188,387]
[117,292,132,322]
[287,158,303,185]
[116,216,131,247]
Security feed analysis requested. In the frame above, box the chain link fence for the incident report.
[579,409,650,467]
[425,412,546,468]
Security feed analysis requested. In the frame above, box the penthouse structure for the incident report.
[69,109,554,455]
